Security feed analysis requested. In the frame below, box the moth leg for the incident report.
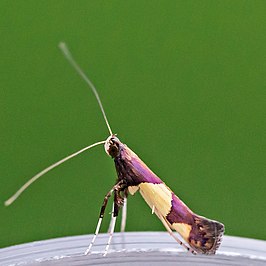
[107,203,115,233]
[120,189,128,232]
[108,188,128,233]
[120,197,127,232]
[103,190,122,256]
[107,198,127,233]
[158,214,197,255]
[85,182,122,255]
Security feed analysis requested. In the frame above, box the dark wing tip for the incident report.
[189,215,224,255]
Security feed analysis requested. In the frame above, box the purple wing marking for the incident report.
[166,193,194,224]
[166,193,224,254]
[114,143,163,186]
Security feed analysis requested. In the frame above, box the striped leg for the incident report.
[84,215,103,255]
[120,197,127,232]
[85,182,122,255]
[103,212,117,256]
[158,214,197,255]
[107,203,115,233]
[108,191,127,233]
[103,190,121,256]
[120,189,128,233]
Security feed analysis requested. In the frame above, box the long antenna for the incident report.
[4,140,105,206]
[58,42,113,136]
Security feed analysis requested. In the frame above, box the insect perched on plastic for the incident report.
[5,43,224,256]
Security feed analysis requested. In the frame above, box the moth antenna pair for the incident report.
[4,43,122,255]
[5,43,224,257]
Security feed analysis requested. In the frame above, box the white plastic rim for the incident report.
[0,232,266,265]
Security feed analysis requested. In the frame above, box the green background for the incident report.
[0,1,265,248]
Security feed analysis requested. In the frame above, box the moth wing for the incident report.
[138,182,224,255]
[138,183,172,217]
[128,185,139,195]
[186,214,224,254]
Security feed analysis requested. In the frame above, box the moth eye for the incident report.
[110,138,116,144]
[108,144,119,158]
[104,136,120,157]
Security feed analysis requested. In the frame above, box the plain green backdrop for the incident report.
[0,1,265,248]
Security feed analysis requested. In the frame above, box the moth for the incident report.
[5,43,224,256]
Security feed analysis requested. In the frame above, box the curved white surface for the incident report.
[0,232,266,265]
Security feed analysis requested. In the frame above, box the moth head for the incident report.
[105,135,121,158]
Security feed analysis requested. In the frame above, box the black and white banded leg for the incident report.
[158,214,197,255]
[85,181,123,255]
[103,192,121,256]
[120,189,128,232]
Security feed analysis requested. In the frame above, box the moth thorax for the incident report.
[104,135,120,158]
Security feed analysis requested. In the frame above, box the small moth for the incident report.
[5,43,224,256]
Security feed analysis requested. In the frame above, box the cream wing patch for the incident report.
[171,223,192,241]
[128,185,139,195]
[139,183,172,217]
